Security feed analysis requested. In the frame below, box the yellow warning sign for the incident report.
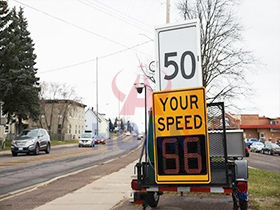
[152,87,211,184]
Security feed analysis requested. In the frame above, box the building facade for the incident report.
[31,99,86,140]
[239,115,280,142]
[85,108,109,139]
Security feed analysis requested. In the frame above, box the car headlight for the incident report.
[12,140,16,144]
[29,139,35,144]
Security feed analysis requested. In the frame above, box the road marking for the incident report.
[0,136,142,202]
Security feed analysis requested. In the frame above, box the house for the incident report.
[239,115,280,142]
[207,112,280,143]
[85,108,109,139]
[31,99,86,140]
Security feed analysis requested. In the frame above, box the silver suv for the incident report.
[11,128,50,156]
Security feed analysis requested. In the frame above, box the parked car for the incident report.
[262,143,280,155]
[11,128,50,156]
[79,132,95,147]
[246,138,259,148]
[94,135,106,144]
[250,142,264,153]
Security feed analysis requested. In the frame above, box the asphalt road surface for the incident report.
[0,134,141,197]
[1,137,278,210]
[245,151,280,173]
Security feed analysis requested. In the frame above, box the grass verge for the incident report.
[248,168,280,210]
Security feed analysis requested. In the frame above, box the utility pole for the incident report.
[96,57,99,136]
[166,0,170,23]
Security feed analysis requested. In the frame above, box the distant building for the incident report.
[30,99,86,140]
[85,108,109,139]
[207,113,280,143]
[239,115,280,142]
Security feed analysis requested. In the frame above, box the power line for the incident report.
[78,0,153,34]
[38,40,152,74]
[93,0,153,31]
[12,0,129,48]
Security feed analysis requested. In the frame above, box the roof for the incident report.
[240,124,280,129]
[85,108,106,122]
[43,99,86,107]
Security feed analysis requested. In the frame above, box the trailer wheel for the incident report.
[147,192,160,208]
[239,200,248,210]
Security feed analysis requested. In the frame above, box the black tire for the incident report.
[45,143,50,154]
[147,192,160,208]
[239,199,248,210]
[12,152,18,156]
[34,144,40,155]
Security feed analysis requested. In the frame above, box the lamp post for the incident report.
[134,83,153,162]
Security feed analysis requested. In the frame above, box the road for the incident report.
[245,151,280,173]
[0,137,278,210]
[112,149,280,210]
[0,134,141,197]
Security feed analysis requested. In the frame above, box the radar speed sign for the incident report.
[152,87,211,184]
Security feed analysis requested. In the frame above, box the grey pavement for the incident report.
[33,160,137,210]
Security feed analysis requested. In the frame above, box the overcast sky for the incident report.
[6,0,280,130]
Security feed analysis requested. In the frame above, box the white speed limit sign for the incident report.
[155,20,202,91]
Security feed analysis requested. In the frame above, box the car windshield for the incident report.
[254,142,263,146]
[81,133,92,138]
[272,143,280,148]
[250,139,258,142]
[19,130,38,138]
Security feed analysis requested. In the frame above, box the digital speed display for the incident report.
[157,135,207,176]
[152,88,211,184]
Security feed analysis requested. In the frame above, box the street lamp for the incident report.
[134,83,153,162]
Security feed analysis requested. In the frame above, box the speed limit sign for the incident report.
[155,20,202,91]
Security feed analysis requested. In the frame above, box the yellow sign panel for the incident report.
[152,87,211,184]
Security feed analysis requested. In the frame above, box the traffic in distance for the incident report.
[245,138,280,156]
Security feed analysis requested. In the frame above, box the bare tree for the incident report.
[178,0,255,106]
[39,82,81,140]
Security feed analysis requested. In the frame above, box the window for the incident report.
[270,120,277,125]
[58,124,62,134]
[58,108,62,118]
[69,124,72,134]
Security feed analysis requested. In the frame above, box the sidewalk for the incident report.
[33,160,137,210]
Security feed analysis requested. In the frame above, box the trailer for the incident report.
[131,102,248,210]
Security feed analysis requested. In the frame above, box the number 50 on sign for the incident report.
[155,20,202,91]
